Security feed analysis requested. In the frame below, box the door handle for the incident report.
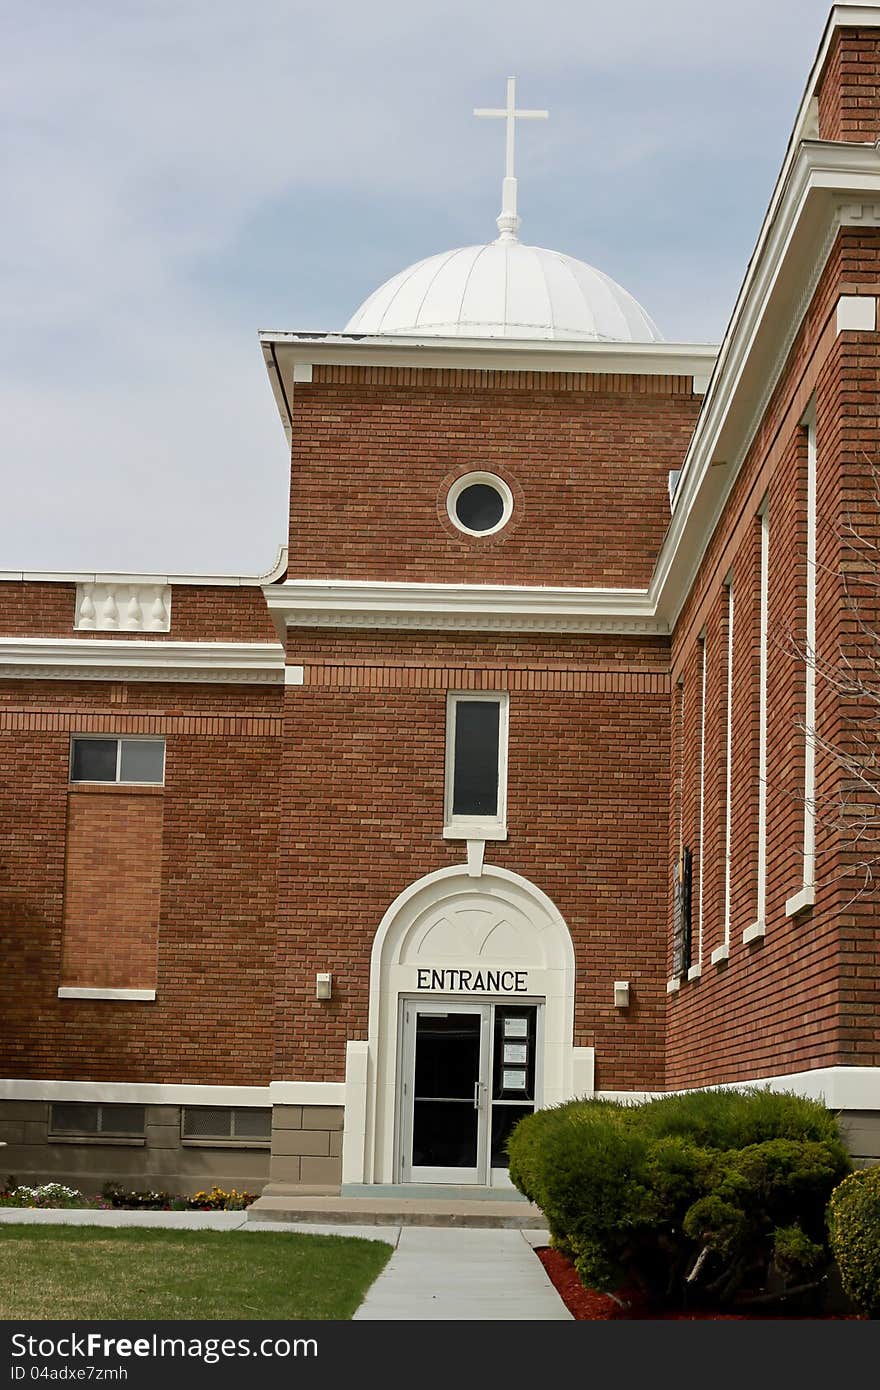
[473,1081,483,1111]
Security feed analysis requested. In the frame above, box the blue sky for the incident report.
[1,0,834,575]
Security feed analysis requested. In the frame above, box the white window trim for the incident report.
[443,692,509,841]
[446,472,514,538]
[712,577,734,968]
[69,734,166,787]
[746,501,770,942]
[683,631,707,982]
[787,406,817,917]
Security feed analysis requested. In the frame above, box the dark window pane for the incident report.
[51,1102,100,1134]
[120,739,164,784]
[98,1104,145,1135]
[452,701,499,817]
[414,1013,481,1101]
[71,739,117,782]
[233,1108,272,1140]
[491,1105,534,1168]
[413,1102,478,1168]
[455,483,504,532]
[492,1007,537,1100]
[182,1107,232,1139]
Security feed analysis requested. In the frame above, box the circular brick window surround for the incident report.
[446,472,514,537]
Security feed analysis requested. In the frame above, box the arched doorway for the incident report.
[343,864,590,1188]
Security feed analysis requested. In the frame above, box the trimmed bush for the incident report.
[827,1167,880,1317]
[507,1088,850,1308]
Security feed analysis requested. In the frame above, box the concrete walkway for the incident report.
[0,1210,569,1320]
[353,1226,570,1320]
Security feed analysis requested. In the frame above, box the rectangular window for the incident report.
[49,1102,146,1138]
[444,693,508,839]
[70,736,165,785]
[181,1107,272,1145]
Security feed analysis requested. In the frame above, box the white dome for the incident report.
[344,240,663,343]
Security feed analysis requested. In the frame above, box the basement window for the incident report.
[70,736,165,785]
[443,692,509,840]
[181,1107,272,1147]
[49,1102,146,1139]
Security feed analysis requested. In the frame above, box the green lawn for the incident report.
[0,1225,392,1320]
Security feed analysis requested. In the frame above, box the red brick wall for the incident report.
[286,369,700,589]
[818,27,880,141]
[0,584,277,642]
[61,787,163,990]
[0,681,282,1084]
[272,631,672,1093]
[666,228,880,1086]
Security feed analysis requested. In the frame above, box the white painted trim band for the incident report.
[598,1064,880,1111]
[0,638,285,684]
[267,1082,346,1105]
[0,1079,345,1107]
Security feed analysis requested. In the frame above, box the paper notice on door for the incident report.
[503,1042,527,1064]
[503,1017,528,1038]
[503,1068,527,1090]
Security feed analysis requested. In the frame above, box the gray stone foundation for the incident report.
[0,1101,270,1196]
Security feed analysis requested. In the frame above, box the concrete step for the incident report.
[247,1193,547,1229]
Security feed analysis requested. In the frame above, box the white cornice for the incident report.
[652,142,880,629]
[263,579,665,637]
[0,639,285,684]
[261,335,717,444]
[0,545,288,589]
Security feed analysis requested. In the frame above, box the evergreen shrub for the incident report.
[827,1166,880,1317]
[507,1088,850,1307]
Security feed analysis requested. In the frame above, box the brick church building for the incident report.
[2,4,878,1198]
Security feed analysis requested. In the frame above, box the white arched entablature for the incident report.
[340,864,594,1188]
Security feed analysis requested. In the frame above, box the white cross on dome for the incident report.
[474,77,548,241]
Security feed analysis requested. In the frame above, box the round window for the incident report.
[446,473,514,537]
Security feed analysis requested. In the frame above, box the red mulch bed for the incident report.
[536,1247,858,1320]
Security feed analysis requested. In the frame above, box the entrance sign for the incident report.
[415,967,528,993]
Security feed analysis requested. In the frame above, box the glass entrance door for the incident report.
[398,1000,540,1185]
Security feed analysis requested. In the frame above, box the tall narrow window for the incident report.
[444,693,509,839]
[746,502,770,941]
[693,631,707,975]
[787,408,817,916]
[711,578,734,965]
